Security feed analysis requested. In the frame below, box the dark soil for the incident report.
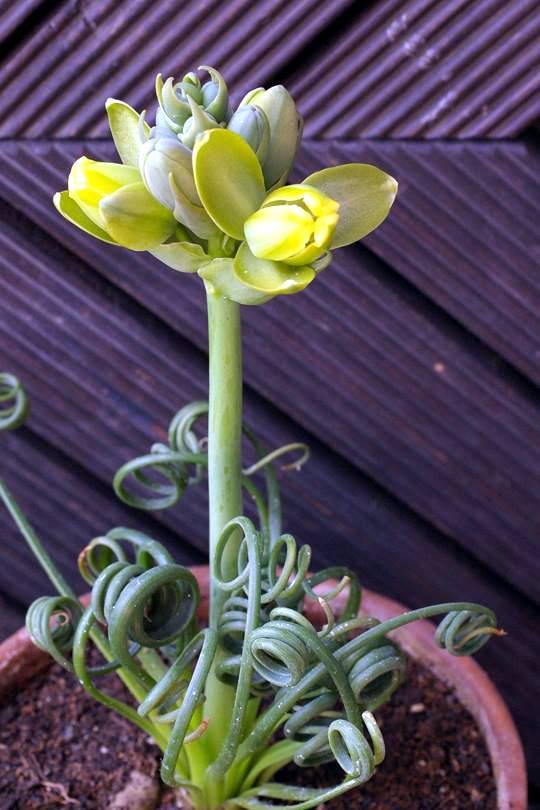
[0,660,496,809]
[0,663,160,809]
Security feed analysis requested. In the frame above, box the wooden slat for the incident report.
[288,0,540,138]
[0,142,538,604]
[1,0,538,138]
[300,140,540,385]
[0,0,47,44]
[0,0,354,138]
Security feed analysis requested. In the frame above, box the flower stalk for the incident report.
[205,291,243,775]
[207,293,243,611]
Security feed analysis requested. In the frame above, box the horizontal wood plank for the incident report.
[300,140,540,385]
[0,0,354,138]
[288,0,540,138]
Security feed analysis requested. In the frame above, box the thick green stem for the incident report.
[204,292,244,796]
[207,291,243,611]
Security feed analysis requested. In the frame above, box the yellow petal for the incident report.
[244,204,313,261]
[314,212,339,247]
[99,181,175,251]
[68,157,140,206]
[262,183,339,218]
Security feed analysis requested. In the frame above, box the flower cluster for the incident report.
[55,66,397,303]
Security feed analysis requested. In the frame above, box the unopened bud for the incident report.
[67,156,175,250]
[139,137,199,210]
[245,85,302,188]
[227,105,269,162]
[244,184,339,266]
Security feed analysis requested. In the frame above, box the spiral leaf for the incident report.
[8,396,502,806]
[113,401,302,534]
[435,608,499,656]
[0,373,29,431]
[26,595,83,671]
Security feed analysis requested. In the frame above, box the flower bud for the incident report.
[199,65,229,122]
[68,157,139,223]
[66,156,175,250]
[180,95,219,150]
[181,72,203,100]
[138,133,219,239]
[244,184,339,266]
[139,136,199,210]
[243,86,302,188]
[157,75,193,131]
[227,105,269,163]
[156,66,229,135]
[154,106,178,139]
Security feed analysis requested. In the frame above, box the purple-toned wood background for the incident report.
[0,0,538,795]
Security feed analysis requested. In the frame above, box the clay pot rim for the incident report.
[0,564,527,809]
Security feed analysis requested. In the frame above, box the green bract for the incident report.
[234,243,315,294]
[53,64,397,291]
[106,98,150,166]
[193,128,266,240]
[199,257,273,305]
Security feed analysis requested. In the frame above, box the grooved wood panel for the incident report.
[0,0,45,43]
[290,0,540,138]
[300,140,540,386]
[1,0,539,138]
[0,0,354,138]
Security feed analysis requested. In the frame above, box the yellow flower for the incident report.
[55,157,176,251]
[243,184,339,266]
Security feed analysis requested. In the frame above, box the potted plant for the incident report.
[0,66,526,809]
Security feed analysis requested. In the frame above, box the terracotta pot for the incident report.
[0,565,526,809]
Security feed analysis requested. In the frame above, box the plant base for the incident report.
[0,572,526,809]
